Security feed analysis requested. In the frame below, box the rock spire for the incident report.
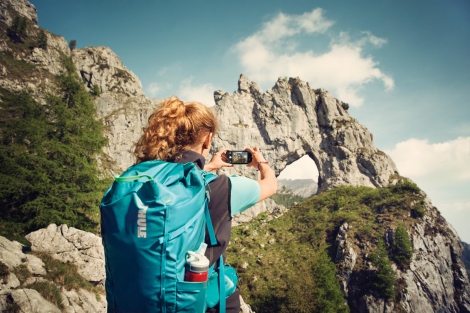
[211,74,398,193]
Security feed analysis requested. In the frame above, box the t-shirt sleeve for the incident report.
[228,175,261,217]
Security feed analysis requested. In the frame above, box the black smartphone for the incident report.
[226,150,253,164]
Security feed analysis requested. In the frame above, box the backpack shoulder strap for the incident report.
[200,170,218,246]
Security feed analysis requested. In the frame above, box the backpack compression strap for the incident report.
[201,170,218,246]
[207,256,227,313]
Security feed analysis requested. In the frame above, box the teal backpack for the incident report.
[100,160,230,313]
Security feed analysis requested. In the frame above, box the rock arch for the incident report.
[211,75,398,193]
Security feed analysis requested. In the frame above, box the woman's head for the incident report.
[134,96,218,163]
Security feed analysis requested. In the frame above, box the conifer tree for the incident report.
[370,237,396,299]
[69,39,76,50]
[392,223,413,268]
[0,56,109,237]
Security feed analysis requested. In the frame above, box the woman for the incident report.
[133,96,277,313]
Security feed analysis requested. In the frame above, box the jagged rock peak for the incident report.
[0,0,38,26]
[72,46,145,98]
[212,74,399,193]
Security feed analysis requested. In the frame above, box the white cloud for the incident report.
[385,137,470,183]
[433,201,470,242]
[232,8,394,107]
[178,78,217,107]
[146,82,161,97]
[277,155,319,181]
[386,137,470,242]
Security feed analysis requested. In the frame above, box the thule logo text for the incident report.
[137,206,148,238]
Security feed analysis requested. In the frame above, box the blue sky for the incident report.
[30,0,470,242]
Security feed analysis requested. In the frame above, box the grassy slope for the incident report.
[227,181,425,313]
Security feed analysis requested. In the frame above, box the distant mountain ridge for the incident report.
[278,178,318,198]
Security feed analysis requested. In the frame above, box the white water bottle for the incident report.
[184,243,210,282]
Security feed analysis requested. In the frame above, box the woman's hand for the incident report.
[204,148,233,171]
[245,147,268,170]
[244,147,277,202]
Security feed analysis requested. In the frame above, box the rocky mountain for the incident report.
[1,0,470,312]
[278,178,318,198]
[463,242,470,277]
[210,74,399,225]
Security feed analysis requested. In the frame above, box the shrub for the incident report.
[69,39,76,50]
[37,30,47,49]
[91,84,101,96]
[370,238,396,299]
[7,16,28,42]
[341,102,349,110]
[391,180,420,194]
[28,281,63,310]
[392,223,413,268]
[411,203,425,218]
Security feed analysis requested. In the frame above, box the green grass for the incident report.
[28,281,64,310]
[35,252,102,299]
[227,181,424,312]
[11,251,103,303]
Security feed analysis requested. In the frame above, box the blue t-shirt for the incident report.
[228,175,261,217]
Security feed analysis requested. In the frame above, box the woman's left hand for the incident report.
[204,148,233,171]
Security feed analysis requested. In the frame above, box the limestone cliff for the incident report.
[212,75,397,190]
[211,75,398,225]
[71,46,160,174]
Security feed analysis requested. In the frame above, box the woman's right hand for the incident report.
[245,147,268,170]
[244,147,277,201]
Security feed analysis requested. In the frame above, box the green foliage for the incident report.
[69,39,76,50]
[370,238,396,299]
[284,250,349,313]
[0,56,110,238]
[227,184,425,311]
[270,186,306,208]
[12,263,31,284]
[7,16,27,42]
[411,202,425,218]
[0,51,38,81]
[36,252,100,297]
[37,30,47,49]
[392,223,413,268]
[91,84,101,97]
[390,180,420,194]
[27,281,64,309]
[341,102,349,110]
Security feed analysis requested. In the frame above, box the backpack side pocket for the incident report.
[176,281,208,313]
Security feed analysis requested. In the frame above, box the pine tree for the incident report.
[0,56,110,237]
[284,250,349,313]
[370,238,396,299]
[69,39,76,50]
[392,223,413,268]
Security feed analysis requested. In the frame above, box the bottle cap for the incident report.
[186,251,209,273]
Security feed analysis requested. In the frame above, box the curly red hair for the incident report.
[134,96,218,163]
